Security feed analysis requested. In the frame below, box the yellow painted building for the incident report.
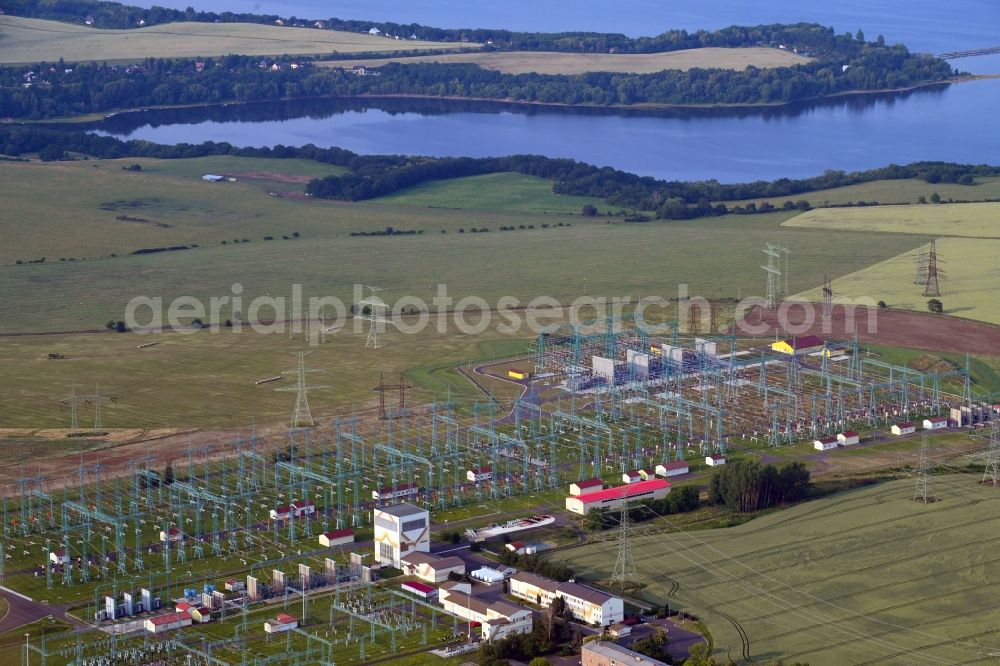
[770,335,825,355]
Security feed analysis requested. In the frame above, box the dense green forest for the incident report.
[2,126,996,220]
[0,42,953,120]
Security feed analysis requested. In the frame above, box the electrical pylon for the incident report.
[983,421,1000,486]
[821,274,834,320]
[762,243,782,310]
[780,245,792,298]
[609,500,638,593]
[374,372,411,420]
[61,385,80,432]
[77,385,110,434]
[913,434,935,503]
[923,240,944,297]
[358,286,388,349]
[277,352,328,428]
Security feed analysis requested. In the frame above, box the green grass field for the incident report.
[0,15,464,64]
[0,158,618,264]
[318,46,810,75]
[0,322,529,429]
[564,474,1000,664]
[0,157,931,333]
[370,172,624,215]
[782,201,1000,238]
[724,176,1000,209]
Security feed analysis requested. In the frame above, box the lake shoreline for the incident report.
[7,74,992,126]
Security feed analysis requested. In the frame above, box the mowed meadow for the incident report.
[319,46,811,75]
[0,15,464,64]
[0,324,528,429]
[0,155,933,334]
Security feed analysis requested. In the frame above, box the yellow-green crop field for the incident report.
[0,15,465,64]
[318,46,810,75]
[565,473,1000,665]
[786,202,1000,324]
[796,236,1000,324]
[782,201,1000,238]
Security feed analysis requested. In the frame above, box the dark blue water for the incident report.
[105,0,1000,181]
[95,79,1000,183]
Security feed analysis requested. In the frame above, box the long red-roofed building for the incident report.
[565,479,670,515]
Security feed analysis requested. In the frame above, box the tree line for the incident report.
[0,40,953,121]
[709,460,811,513]
[4,126,999,220]
[0,1,919,62]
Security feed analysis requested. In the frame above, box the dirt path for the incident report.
[737,303,1000,354]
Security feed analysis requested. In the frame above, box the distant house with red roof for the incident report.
[655,461,690,477]
[892,422,916,436]
[264,613,298,634]
[318,528,354,548]
[270,500,315,520]
[837,431,860,446]
[159,527,183,542]
[401,580,437,599]
[145,611,192,634]
[569,478,603,496]
[466,466,493,483]
[814,436,838,451]
[705,454,727,467]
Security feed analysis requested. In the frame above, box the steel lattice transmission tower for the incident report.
[913,434,935,503]
[923,240,945,297]
[914,248,928,285]
[780,245,792,298]
[358,285,389,349]
[61,385,80,433]
[762,243,782,310]
[277,352,328,428]
[821,274,835,320]
[983,420,1000,487]
[609,500,638,593]
[374,371,411,420]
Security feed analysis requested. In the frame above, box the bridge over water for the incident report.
[939,46,1000,59]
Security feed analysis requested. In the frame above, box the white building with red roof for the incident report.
[466,466,493,483]
[145,610,192,634]
[569,478,604,496]
[264,613,298,634]
[318,528,354,547]
[923,416,949,430]
[270,499,315,521]
[565,479,670,516]
[814,436,838,451]
[655,461,690,477]
[705,454,727,466]
[837,431,860,446]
